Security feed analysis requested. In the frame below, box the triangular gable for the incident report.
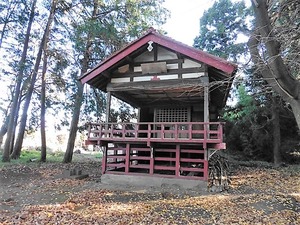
[79,28,237,84]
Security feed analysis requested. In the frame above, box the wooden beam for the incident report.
[133,59,184,66]
[111,67,205,78]
[107,77,208,92]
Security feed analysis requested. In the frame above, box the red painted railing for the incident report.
[86,122,225,147]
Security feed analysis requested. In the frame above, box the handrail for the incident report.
[86,122,224,145]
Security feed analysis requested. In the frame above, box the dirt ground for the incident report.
[0,154,299,224]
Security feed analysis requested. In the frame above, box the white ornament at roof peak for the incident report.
[147,41,153,52]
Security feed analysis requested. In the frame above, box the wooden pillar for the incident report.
[137,107,141,122]
[101,144,107,174]
[204,85,209,123]
[105,91,111,123]
[175,144,180,177]
[203,77,209,162]
[149,147,154,175]
[125,143,130,174]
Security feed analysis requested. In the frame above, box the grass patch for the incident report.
[0,149,65,167]
[0,149,101,167]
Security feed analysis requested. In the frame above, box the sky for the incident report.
[162,0,215,46]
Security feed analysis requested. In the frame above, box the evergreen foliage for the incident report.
[193,0,251,62]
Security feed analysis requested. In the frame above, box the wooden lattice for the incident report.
[155,108,190,122]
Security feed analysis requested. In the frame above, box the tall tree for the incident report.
[2,0,37,162]
[193,0,250,62]
[248,0,300,131]
[40,46,48,162]
[11,0,58,159]
[63,0,168,163]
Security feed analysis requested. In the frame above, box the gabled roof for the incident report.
[79,28,237,85]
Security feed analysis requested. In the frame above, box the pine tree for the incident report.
[193,0,250,62]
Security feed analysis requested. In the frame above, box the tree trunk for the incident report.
[11,0,57,159]
[63,81,84,163]
[248,0,300,132]
[290,100,300,134]
[0,115,9,149]
[63,0,98,163]
[2,0,37,162]
[272,97,281,166]
[40,49,48,162]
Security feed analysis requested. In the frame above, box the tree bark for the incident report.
[2,0,37,162]
[248,0,300,131]
[40,48,48,162]
[63,0,99,163]
[11,0,57,159]
[63,81,84,163]
[271,97,281,166]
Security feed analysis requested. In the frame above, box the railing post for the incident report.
[135,123,138,139]
[174,124,178,140]
[147,123,151,147]
[122,123,125,139]
[99,124,102,138]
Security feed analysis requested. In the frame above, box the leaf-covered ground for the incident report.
[0,157,299,224]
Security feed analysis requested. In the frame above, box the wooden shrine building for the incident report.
[79,28,237,182]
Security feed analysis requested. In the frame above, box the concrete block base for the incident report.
[101,174,207,190]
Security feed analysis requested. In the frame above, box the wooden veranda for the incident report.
[86,121,225,180]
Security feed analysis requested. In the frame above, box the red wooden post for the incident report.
[219,123,223,142]
[102,144,107,174]
[149,147,154,175]
[125,143,130,173]
[175,144,180,176]
[203,160,208,180]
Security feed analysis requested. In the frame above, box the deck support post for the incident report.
[204,85,209,124]
[175,144,180,176]
[125,143,130,173]
[105,91,111,138]
[102,144,107,174]
[150,146,154,175]
[204,84,209,161]
[105,91,111,123]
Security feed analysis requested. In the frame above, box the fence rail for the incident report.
[86,122,225,146]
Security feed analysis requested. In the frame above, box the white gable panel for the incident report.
[134,51,154,62]
[183,59,202,68]
[157,46,177,60]
[167,64,178,69]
